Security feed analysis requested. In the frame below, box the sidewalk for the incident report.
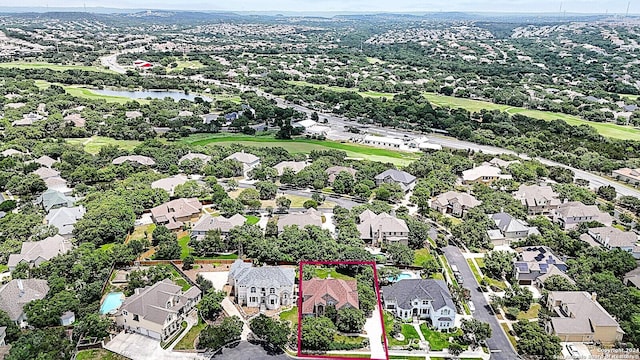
[167,310,198,351]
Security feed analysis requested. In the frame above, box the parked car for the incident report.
[566,344,580,359]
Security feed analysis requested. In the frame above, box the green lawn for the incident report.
[99,243,116,252]
[169,60,205,72]
[66,136,143,154]
[312,267,355,281]
[36,80,148,104]
[178,235,192,259]
[245,215,260,225]
[194,253,238,260]
[384,311,420,347]
[169,267,191,291]
[517,303,541,320]
[422,92,640,141]
[500,322,517,349]
[0,61,115,73]
[279,306,299,328]
[473,258,507,291]
[125,223,155,243]
[181,134,419,166]
[388,356,426,360]
[76,349,128,360]
[413,248,434,267]
[366,57,386,65]
[429,272,445,280]
[466,258,483,284]
[419,323,462,351]
[174,317,206,350]
[334,333,367,346]
[439,255,458,287]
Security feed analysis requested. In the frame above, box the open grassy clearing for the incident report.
[279,306,299,328]
[0,61,115,73]
[228,189,335,209]
[413,248,434,267]
[178,235,191,259]
[174,316,206,350]
[419,323,463,351]
[76,349,128,360]
[312,266,356,281]
[422,92,640,141]
[500,322,518,349]
[170,59,205,72]
[517,303,541,320]
[285,80,395,99]
[65,136,142,154]
[181,134,419,166]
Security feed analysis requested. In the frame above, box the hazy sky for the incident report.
[5,0,637,14]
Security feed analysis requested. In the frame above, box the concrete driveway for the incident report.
[199,272,229,291]
[364,305,386,359]
[105,332,205,360]
[212,341,289,360]
[442,246,519,360]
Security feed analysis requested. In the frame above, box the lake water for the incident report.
[92,89,212,102]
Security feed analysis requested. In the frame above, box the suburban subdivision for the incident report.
[0,3,639,360]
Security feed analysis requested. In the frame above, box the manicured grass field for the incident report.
[312,267,355,281]
[279,306,299,328]
[178,235,192,259]
[174,316,206,350]
[466,258,483,284]
[419,323,462,351]
[422,92,640,141]
[169,60,205,72]
[500,322,518,349]
[0,61,115,73]
[181,133,419,166]
[285,80,395,99]
[517,303,541,320]
[413,248,434,267]
[66,136,142,154]
[76,349,128,360]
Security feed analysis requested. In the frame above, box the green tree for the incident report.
[276,196,291,213]
[301,316,336,350]
[198,289,226,321]
[513,320,561,360]
[597,185,617,201]
[154,237,181,260]
[220,198,244,216]
[303,199,318,209]
[249,314,290,351]
[6,328,74,360]
[336,307,366,333]
[73,313,112,340]
[73,196,135,245]
[0,310,20,343]
[197,316,243,350]
[256,181,278,200]
[183,255,195,270]
[386,242,414,266]
[460,318,492,349]
[542,275,578,291]
[152,225,174,246]
[375,182,403,202]
[237,188,260,205]
[333,171,355,195]
[483,251,515,279]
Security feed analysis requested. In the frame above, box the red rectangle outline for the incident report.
[296,260,390,360]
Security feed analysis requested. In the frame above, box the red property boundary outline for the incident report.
[296,260,390,360]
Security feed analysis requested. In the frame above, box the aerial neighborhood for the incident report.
[0,7,639,360]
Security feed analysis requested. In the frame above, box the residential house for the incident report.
[357,210,409,247]
[44,176,72,195]
[63,113,86,127]
[228,260,295,310]
[545,291,624,345]
[7,235,73,271]
[363,135,403,149]
[179,153,211,164]
[35,189,76,212]
[191,213,246,240]
[535,265,576,290]
[301,279,359,317]
[487,212,540,246]
[514,246,568,285]
[116,279,201,341]
[382,279,456,330]
[579,226,640,259]
[0,326,5,346]
[45,206,86,239]
[513,184,561,215]
[12,113,43,127]
[612,168,640,185]
[150,198,203,231]
[0,279,49,327]
[0,149,25,157]
[274,161,308,176]
[125,111,143,119]
[151,175,189,197]
[431,191,481,218]
[325,166,357,184]
[112,155,156,166]
[486,157,519,168]
[374,169,417,192]
[224,151,261,174]
[277,208,323,233]
[624,267,640,289]
[461,164,512,185]
[554,201,613,230]
[33,155,57,168]
[32,166,60,180]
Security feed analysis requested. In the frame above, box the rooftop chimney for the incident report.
[17,279,24,297]
[591,292,597,302]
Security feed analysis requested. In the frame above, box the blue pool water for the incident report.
[100,292,124,314]
[387,272,413,282]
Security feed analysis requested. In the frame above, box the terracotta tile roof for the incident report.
[301,278,359,315]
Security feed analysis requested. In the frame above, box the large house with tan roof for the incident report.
[7,235,73,271]
[461,164,512,185]
[191,213,246,239]
[112,155,156,167]
[579,226,640,258]
[0,279,49,327]
[225,151,260,174]
[274,161,308,176]
[301,278,359,317]
[612,168,640,185]
[116,279,201,341]
[179,153,211,164]
[325,166,357,184]
[545,291,624,345]
[431,191,481,218]
[357,210,409,247]
[554,201,613,230]
[513,184,561,215]
[150,198,202,231]
[151,175,189,197]
[277,208,323,233]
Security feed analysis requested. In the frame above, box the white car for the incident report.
[566,344,580,359]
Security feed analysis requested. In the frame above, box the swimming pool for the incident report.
[100,292,124,314]
[387,271,415,282]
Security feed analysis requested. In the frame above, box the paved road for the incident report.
[442,246,519,360]
[213,341,288,360]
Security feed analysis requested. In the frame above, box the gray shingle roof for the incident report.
[192,213,246,234]
[229,259,295,288]
[45,206,85,236]
[375,169,416,184]
[7,235,73,269]
[0,279,49,321]
[35,189,76,212]
[382,279,455,311]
